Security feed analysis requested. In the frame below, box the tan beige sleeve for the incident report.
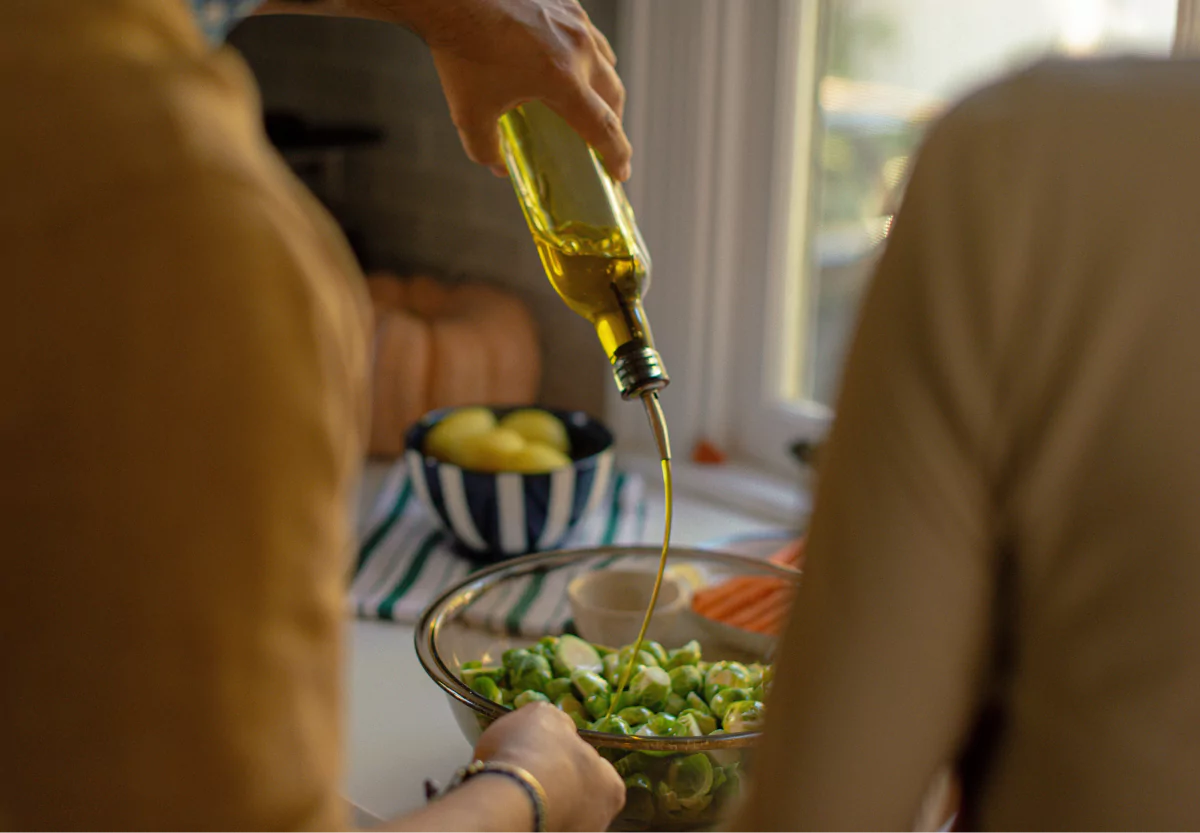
[734,91,1026,830]
[0,158,368,829]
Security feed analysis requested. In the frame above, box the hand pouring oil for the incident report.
[499,102,672,711]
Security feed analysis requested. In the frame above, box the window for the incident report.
[802,0,1177,407]
[613,0,1184,510]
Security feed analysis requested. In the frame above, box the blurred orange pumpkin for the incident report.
[366,273,542,458]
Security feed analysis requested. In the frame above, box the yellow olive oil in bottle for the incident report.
[499,102,672,711]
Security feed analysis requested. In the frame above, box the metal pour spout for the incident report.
[641,391,671,462]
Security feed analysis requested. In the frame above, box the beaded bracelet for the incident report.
[424,759,549,833]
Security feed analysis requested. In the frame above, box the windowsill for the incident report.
[617,450,814,529]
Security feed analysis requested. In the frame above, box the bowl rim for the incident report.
[414,545,798,751]
[404,405,616,475]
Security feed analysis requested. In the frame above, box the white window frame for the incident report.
[610,0,1194,524]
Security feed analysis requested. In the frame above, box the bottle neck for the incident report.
[611,340,669,400]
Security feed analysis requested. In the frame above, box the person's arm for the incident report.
[7,166,618,831]
[733,85,1027,830]
[250,0,629,181]
[254,1,402,23]
[376,777,536,832]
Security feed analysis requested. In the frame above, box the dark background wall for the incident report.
[228,1,620,415]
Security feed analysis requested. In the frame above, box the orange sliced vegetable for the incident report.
[724,585,792,629]
[768,537,806,569]
[691,575,761,616]
[694,576,785,621]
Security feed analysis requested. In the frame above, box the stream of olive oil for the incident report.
[519,224,673,716]
[608,458,673,717]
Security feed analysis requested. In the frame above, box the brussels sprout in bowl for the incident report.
[415,546,799,832]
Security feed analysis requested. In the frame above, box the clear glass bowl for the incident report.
[415,546,800,831]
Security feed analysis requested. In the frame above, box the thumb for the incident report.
[431,54,508,175]
[452,109,507,175]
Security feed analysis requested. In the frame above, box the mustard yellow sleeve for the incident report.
[0,157,368,828]
[734,90,1027,830]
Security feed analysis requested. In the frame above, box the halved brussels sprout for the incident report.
[614,751,658,777]
[665,639,702,669]
[534,635,559,661]
[584,692,611,721]
[617,706,655,726]
[591,715,633,735]
[470,675,505,705]
[642,713,678,736]
[513,690,551,709]
[555,634,603,676]
[545,677,574,701]
[621,774,657,830]
[630,666,671,711]
[722,699,766,733]
[665,753,714,803]
[501,648,532,668]
[674,711,705,738]
[601,652,624,687]
[642,641,670,666]
[711,765,728,795]
[709,687,753,720]
[555,693,589,728]
[663,692,687,716]
[508,652,553,693]
[570,669,610,699]
[617,645,661,670]
[669,665,703,697]
[677,708,717,735]
[685,691,711,716]
[462,666,505,688]
[704,661,752,702]
[710,760,743,811]
[613,690,639,713]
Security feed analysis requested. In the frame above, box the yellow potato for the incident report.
[499,409,571,455]
[506,441,573,474]
[452,427,527,472]
[425,407,497,462]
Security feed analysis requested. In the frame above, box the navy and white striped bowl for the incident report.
[403,406,615,562]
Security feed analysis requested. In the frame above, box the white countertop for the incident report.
[342,462,788,823]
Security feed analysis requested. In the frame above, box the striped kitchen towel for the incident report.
[350,460,649,635]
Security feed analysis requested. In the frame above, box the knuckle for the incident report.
[613,84,627,112]
[563,22,592,51]
[545,57,580,86]
[600,106,622,136]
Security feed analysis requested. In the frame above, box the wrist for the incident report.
[426,759,548,833]
[256,0,440,36]
[471,774,538,832]
[339,0,456,39]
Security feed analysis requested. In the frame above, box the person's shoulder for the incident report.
[936,56,1200,139]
